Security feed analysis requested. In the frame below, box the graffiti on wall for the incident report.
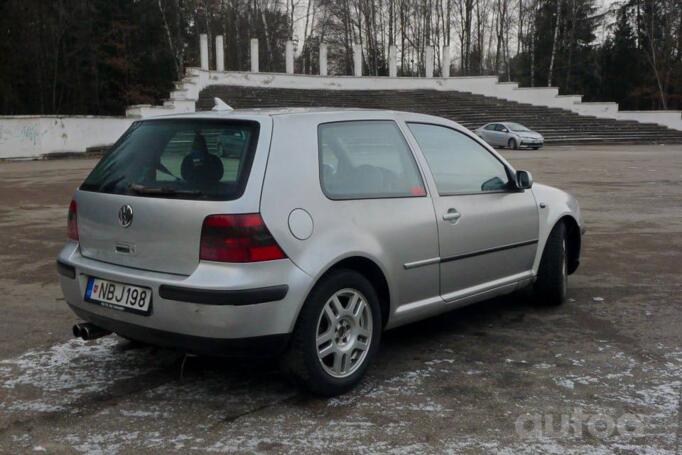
[0,124,9,144]
[0,122,44,147]
[20,124,42,146]
[0,121,47,159]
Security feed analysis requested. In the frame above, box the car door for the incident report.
[280,117,442,324]
[494,123,510,146]
[481,124,498,145]
[405,122,539,304]
[489,123,504,147]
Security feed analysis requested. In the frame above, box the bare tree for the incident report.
[547,0,561,87]
[640,0,676,108]
[455,0,474,74]
[529,0,537,86]
[158,0,184,78]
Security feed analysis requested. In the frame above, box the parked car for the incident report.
[216,128,249,158]
[475,122,544,149]
[58,107,583,396]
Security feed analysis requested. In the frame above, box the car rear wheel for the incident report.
[281,269,381,396]
[508,138,519,150]
[534,222,568,306]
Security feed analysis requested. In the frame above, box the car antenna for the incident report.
[212,97,234,112]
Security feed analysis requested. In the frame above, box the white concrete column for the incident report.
[250,38,259,73]
[215,35,225,72]
[442,46,450,78]
[425,45,434,78]
[389,45,397,77]
[353,44,362,76]
[319,44,328,76]
[200,34,209,70]
[285,40,294,74]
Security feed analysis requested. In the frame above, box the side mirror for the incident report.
[516,170,533,189]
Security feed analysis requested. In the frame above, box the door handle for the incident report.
[443,209,461,222]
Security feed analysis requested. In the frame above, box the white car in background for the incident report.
[475,122,544,150]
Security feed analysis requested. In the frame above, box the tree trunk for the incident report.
[565,0,576,90]
[530,1,536,87]
[547,0,561,87]
[158,0,180,78]
[642,0,669,109]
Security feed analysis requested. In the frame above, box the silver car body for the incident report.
[57,108,581,354]
[475,122,544,148]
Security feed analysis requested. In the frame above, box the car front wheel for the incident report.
[534,222,568,306]
[281,269,382,396]
[508,138,519,150]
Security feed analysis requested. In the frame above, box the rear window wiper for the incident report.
[128,183,203,197]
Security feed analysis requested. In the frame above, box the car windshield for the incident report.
[80,119,260,200]
[506,123,531,132]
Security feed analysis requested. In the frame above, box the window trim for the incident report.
[406,121,518,197]
[317,119,428,201]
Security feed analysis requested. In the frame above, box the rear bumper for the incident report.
[57,242,313,351]
[69,303,290,357]
[158,284,289,306]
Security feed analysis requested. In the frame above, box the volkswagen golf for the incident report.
[57,106,583,396]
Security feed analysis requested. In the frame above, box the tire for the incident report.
[508,138,519,150]
[281,269,382,396]
[534,222,568,306]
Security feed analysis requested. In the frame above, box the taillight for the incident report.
[200,214,286,262]
[67,199,79,241]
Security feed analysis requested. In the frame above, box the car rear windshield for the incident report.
[80,119,260,200]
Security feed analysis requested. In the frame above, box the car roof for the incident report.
[480,122,526,127]
[148,107,380,119]
[143,107,455,124]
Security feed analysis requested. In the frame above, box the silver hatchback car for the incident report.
[57,108,583,396]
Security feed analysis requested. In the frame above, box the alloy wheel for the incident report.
[315,288,373,378]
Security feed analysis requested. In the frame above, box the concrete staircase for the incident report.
[197,85,682,145]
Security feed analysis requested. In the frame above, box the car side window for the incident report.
[407,123,511,195]
[494,124,507,132]
[484,124,496,131]
[318,120,426,199]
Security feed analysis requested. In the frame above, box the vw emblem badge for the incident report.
[118,204,133,228]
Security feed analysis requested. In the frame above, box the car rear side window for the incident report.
[80,119,260,201]
[318,121,426,200]
[407,123,510,195]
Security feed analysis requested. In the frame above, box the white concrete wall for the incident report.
[614,111,682,130]
[0,116,133,159]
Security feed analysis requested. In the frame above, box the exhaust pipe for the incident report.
[73,322,111,341]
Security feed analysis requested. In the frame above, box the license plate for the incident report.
[84,277,152,315]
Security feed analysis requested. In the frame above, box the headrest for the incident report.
[179,133,224,185]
